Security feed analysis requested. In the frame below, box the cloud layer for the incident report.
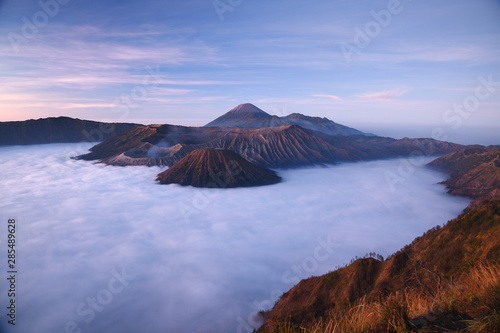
[0,144,470,333]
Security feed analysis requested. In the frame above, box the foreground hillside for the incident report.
[257,202,500,333]
[257,149,500,333]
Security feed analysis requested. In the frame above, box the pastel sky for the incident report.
[1,0,499,144]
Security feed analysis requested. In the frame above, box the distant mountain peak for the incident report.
[205,103,273,128]
[228,103,271,117]
[204,104,368,136]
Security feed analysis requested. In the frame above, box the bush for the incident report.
[378,294,410,333]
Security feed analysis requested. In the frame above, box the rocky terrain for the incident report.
[75,104,470,168]
[429,147,500,208]
[156,148,281,188]
[0,104,471,168]
[204,103,368,137]
[0,116,140,145]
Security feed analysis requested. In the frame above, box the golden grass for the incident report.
[273,264,500,333]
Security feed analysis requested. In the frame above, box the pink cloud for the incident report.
[313,94,342,101]
[358,88,413,101]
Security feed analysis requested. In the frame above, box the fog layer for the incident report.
[0,144,470,333]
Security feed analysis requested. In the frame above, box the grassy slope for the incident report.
[258,149,500,333]
[258,202,500,333]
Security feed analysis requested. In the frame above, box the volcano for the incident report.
[204,103,278,128]
[204,103,368,136]
[156,148,281,188]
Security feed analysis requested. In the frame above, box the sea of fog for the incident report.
[0,143,470,333]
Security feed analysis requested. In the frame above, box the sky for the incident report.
[0,143,470,333]
[0,0,499,144]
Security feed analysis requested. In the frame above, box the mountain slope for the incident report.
[205,103,275,127]
[0,117,140,145]
[204,125,359,168]
[281,113,367,136]
[256,149,500,333]
[205,103,368,137]
[1,105,471,168]
[257,201,500,332]
[75,124,224,164]
[349,135,469,156]
[76,123,469,168]
[77,125,348,168]
[428,147,500,207]
[156,148,281,188]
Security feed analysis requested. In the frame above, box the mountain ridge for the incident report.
[428,147,500,210]
[75,123,469,168]
[0,116,141,145]
[0,105,478,169]
[205,103,368,137]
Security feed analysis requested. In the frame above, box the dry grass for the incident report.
[302,299,378,333]
[272,264,500,333]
